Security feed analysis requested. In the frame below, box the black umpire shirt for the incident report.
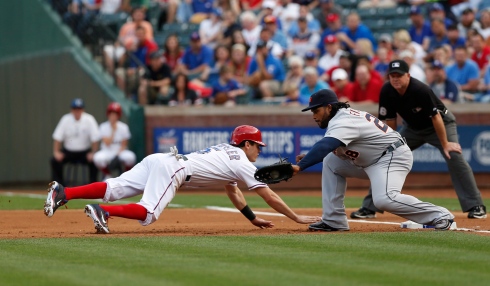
[378,77,447,130]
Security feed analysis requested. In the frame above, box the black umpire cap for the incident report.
[301,89,338,112]
[388,59,410,75]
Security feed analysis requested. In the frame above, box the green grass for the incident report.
[1,233,490,286]
[0,193,473,211]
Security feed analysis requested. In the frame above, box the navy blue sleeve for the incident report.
[298,137,344,171]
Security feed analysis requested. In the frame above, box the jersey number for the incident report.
[365,113,388,133]
[345,150,360,160]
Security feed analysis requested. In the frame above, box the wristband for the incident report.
[240,205,256,221]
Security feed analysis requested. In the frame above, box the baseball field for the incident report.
[1,188,490,285]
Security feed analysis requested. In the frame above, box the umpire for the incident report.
[350,59,487,219]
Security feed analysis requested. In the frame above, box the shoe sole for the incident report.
[308,227,349,232]
[468,214,487,219]
[350,214,376,219]
[84,205,110,234]
[43,181,57,217]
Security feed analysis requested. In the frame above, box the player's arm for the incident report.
[253,186,321,224]
[431,112,462,159]
[294,137,344,172]
[224,184,274,228]
[53,140,64,161]
[119,139,128,153]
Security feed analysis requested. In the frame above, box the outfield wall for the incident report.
[145,104,490,189]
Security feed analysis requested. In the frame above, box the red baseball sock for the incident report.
[99,204,148,221]
[65,182,108,200]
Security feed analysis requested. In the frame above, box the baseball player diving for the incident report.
[44,125,321,233]
[290,89,455,231]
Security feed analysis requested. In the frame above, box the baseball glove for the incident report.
[254,156,294,184]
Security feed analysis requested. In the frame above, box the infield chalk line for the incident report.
[205,206,490,233]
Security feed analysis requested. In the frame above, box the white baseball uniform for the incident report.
[93,121,136,169]
[320,108,454,230]
[103,143,267,226]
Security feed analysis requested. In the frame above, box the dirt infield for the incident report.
[1,189,489,238]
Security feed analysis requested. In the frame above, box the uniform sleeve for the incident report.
[235,160,268,190]
[325,116,360,146]
[378,83,396,120]
[52,116,67,142]
[420,86,442,118]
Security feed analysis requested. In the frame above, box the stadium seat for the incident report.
[336,0,361,9]
[357,8,377,20]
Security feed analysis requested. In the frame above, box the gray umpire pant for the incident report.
[361,111,484,213]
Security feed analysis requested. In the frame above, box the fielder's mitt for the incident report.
[254,156,294,184]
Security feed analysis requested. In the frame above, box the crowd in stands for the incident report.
[48,0,490,106]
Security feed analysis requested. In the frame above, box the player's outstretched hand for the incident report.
[443,142,462,159]
[294,215,322,224]
[251,217,274,229]
[296,154,305,163]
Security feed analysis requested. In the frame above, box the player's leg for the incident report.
[425,120,485,214]
[315,153,369,230]
[367,146,454,225]
[352,126,427,218]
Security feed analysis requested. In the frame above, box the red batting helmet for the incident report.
[107,102,122,118]
[230,125,266,147]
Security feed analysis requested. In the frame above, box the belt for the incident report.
[381,139,405,157]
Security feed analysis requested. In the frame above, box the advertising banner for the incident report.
[154,126,490,173]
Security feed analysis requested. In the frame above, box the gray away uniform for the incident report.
[321,108,453,230]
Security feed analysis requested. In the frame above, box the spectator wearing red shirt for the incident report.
[356,55,383,83]
[351,65,382,103]
[331,68,354,102]
[471,33,490,77]
[228,43,251,85]
[137,27,159,65]
[240,0,263,12]
[163,34,184,74]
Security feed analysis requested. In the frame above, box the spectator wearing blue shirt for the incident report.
[429,3,455,28]
[299,67,330,104]
[430,61,460,104]
[445,46,480,94]
[337,12,377,54]
[247,40,286,99]
[212,65,247,105]
[288,5,321,37]
[264,15,289,52]
[446,25,466,51]
[177,0,214,23]
[318,13,344,56]
[471,65,490,103]
[428,18,449,53]
[409,6,432,50]
[178,32,214,78]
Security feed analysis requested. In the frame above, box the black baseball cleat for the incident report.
[85,204,110,234]
[467,205,487,219]
[350,207,376,219]
[44,181,67,217]
[308,221,349,232]
[434,219,454,231]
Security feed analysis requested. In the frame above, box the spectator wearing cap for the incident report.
[248,28,284,59]
[318,35,343,71]
[240,11,262,48]
[178,32,214,79]
[259,1,283,30]
[428,18,450,53]
[446,24,466,51]
[299,67,330,104]
[288,15,321,57]
[264,15,289,50]
[282,55,305,94]
[287,5,321,37]
[337,12,377,54]
[304,51,328,82]
[428,3,455,28]
[138,51,173,105]
[228,44,251,84]
[445,46,480,94]
[351,65,382,103]
[212,65,247,106]
[51,98,100,186]
[429,60,460,104]
[315,0,343,30]
[331,68,354,102]
[276,0,300,34]
[458,8,481,39]
[399,49,426,83]
[409,5,432,50]
[318,13,344,55]
[199,8,224,49]
[247,40,286,99]
[471,33,490,75]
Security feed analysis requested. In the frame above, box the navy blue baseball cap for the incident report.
[430,3,444,12]
[71,98,85,109]
[304,51,316,60]
[301,89,338,112]
[431,60,445,69]
[410,5,421,15]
